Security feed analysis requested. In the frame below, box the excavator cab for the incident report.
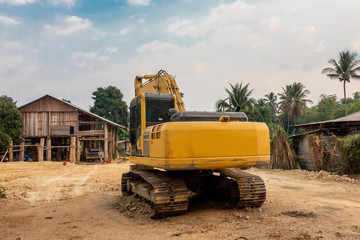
[129,93,175,156]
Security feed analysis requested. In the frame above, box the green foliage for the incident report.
[301,92,360,123]
[0,96,23,151]
[264,92,278,122]
[336,134,360,174]
[278,82,312,133]
[0,131,11,152]
[118,128,129,140]
[90,86,128,127]
[317,94,337,121]
[215,82,255,112]
[322,50,360,115]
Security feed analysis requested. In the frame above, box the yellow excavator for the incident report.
[121,70,270,217]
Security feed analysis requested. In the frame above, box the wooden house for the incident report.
[17,95,126,163]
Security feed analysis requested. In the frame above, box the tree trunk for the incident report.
[287,117,290,134]
[344,80,348,116]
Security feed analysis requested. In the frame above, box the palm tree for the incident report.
[278,82,312,134]
[322,50,360,115]
[216,82,255,112]
[265,92,278,120]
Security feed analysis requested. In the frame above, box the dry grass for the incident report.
[269,127,297,170]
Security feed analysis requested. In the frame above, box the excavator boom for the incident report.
[134,70,185,112]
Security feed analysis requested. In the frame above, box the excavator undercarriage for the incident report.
[121,166,266,218]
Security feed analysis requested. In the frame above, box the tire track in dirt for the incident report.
[27,165,99,204]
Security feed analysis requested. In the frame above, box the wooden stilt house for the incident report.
[17,95,126,163]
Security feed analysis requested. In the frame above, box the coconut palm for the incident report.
[322,51,360,115]
[278,82,312,134]
[265,92,278,120]
[216,82,255,112]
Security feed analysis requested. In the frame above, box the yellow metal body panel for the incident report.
[130,121,270,170]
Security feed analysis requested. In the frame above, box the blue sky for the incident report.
[1,0,360,111]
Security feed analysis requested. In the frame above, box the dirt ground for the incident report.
[0,161,359,240]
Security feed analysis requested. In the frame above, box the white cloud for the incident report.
[315,40,327,52]
[168,0,253,37]
[0,0,35,5]
[44,16,92,35]
[120,27,133,35]
[167,19,198,37]
[287,6,299,13]
[72,52,109,62]
[260,17,318,45]
[127,0,151,6]
[260,17,280,31]
[0,15,20,26]
[72,52,97,60]
[98,56,109,61]
[106,47,118,53]
[3,42,24,50]
[351,39,360,52]
[136,40,186,54]
[49,0,77,7]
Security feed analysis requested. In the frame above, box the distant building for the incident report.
[292,111,360,170]
[18,95,126,163]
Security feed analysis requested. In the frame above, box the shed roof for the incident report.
[19,95,127,129]
[294,111,360,129]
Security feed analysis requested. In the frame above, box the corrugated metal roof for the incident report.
[294,111,360,128]
[19,95,127,129]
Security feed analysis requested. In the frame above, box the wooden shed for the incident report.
[291,111,360,170]
[17,95,126,163]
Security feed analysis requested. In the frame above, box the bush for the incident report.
[337,134,360,174]
[0,131,11,152]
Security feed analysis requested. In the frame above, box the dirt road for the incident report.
[0,161,359,240]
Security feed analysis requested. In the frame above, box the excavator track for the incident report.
[121,168,266,217]
[121,170,189,217]
[217,168,266,208]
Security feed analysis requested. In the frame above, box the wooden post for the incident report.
[46,138,51,161]
[20,141,25,162]
[115,127,119,159]
[56,148,61,161]
[38,138,44,162]
[112,126,116,160]
[76,138,81,163]
[104,123,108,160]
[109,127,113,160]
[70,137,76,163]
[9,140,13,162]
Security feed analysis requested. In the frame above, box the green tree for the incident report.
[0,96,23,152]
[322,50,360,115]
[249,98,272,123]
[90,86,128,127]
[215,82,255,112]
[317,94,337,121]
[278,82,312,134]
[265,92,278,122]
